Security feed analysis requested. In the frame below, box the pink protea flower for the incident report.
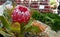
[12,5,30,23]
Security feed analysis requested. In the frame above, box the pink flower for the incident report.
[12,5,30,23]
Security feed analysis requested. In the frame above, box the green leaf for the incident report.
[31,26,41,33]
[24,19,33,30]
[0,16,11,29]
[0,30,14,37]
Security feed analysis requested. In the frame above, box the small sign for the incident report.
[39,5,45,9]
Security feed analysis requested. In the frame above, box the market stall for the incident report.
[0,0,60,37]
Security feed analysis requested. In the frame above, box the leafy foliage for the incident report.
[24,19,41,33]
[32,10,60,32]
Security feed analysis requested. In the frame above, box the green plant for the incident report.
[32,9,60,32]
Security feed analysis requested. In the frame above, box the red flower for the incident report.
[12,5,30,23]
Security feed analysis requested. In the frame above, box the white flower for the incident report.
[6,4,13,10]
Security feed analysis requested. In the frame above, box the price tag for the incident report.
[39,5,45,9]
[0,5,4,16]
